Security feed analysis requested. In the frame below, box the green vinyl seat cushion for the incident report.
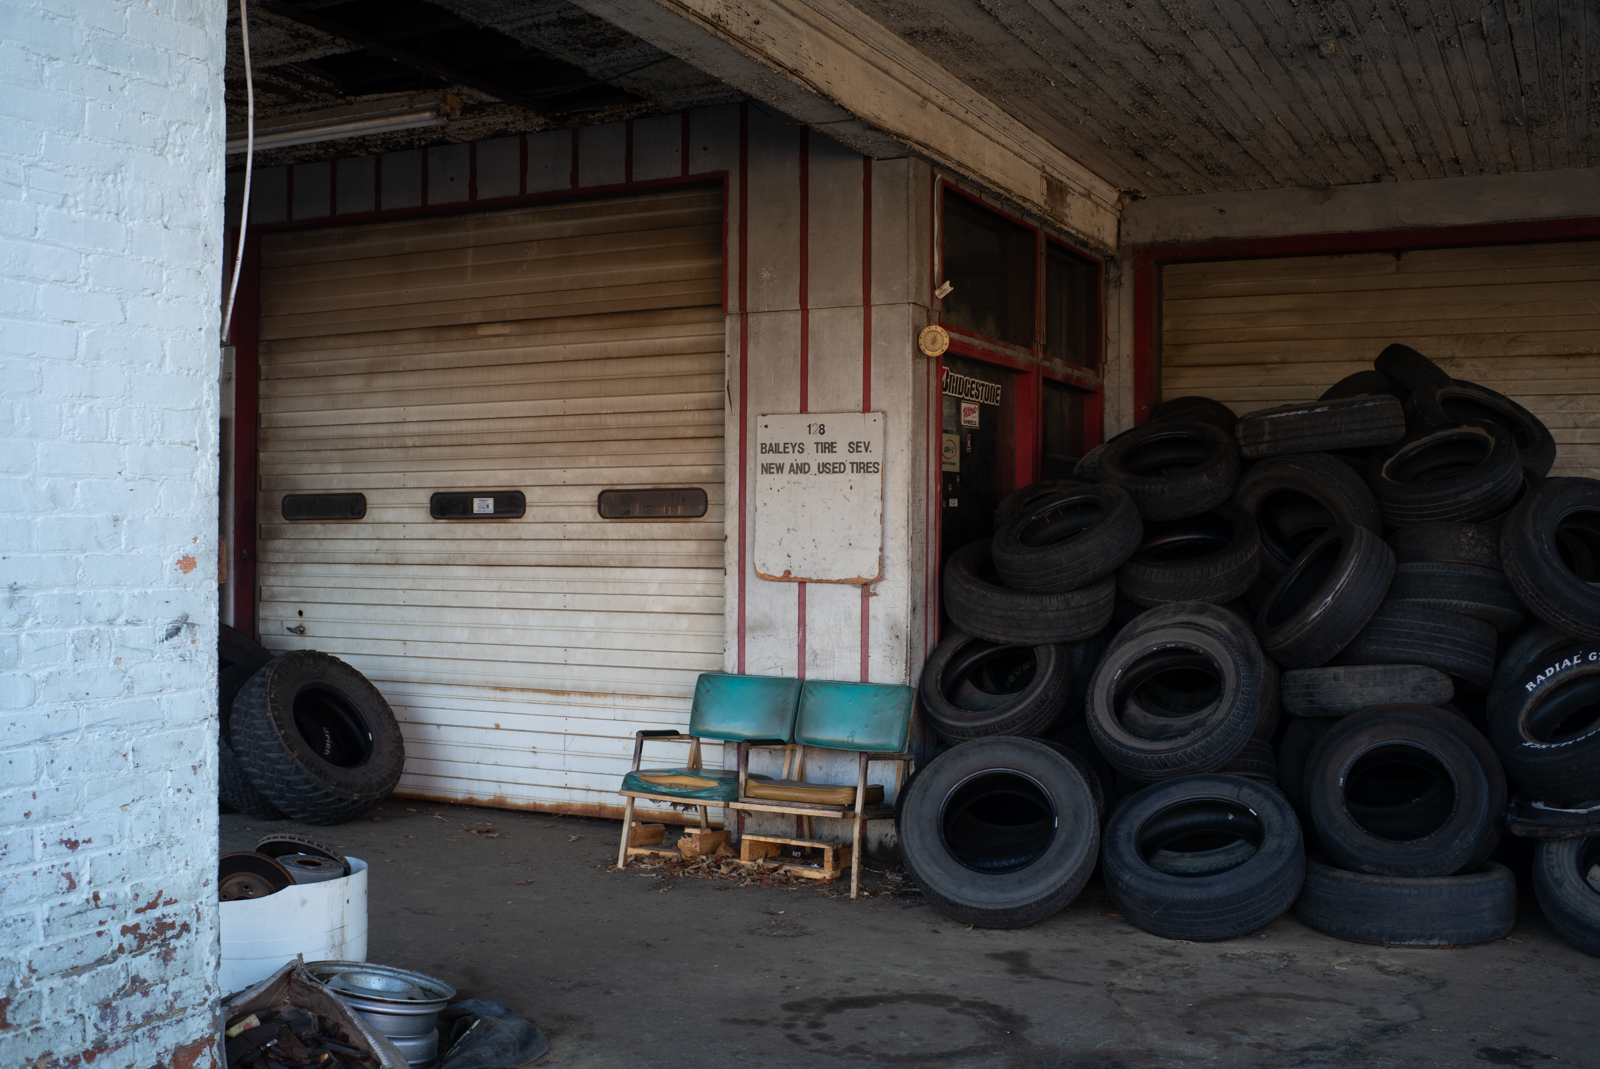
[795,680,914,752]
[621,768,743,802]
[688,673,802,742]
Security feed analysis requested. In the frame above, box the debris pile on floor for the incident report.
[903,342,1600,953]
[224,1004,380,1068]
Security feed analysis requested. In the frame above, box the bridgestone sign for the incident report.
[754,411,885,584]
[941,369,1002,406]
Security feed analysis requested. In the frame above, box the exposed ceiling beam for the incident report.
[566,0,1124,249]
[256,0,553,115]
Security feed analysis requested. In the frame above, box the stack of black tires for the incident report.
[217,626,405,825]
[903,344,1600,955]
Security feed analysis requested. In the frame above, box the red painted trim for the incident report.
[231,233,261,638]
[569,129,579,189]
[518,135,527,196]
[680,112,690,178]
[468,141,478,202]
[373,152,383,211]
[1130,217,1600,422]
[860,156,873,683]
[420,147,429,206]
[796,129,810,677]
[624,119,634,185]
[796,583,807,681]
[329,158,338,216]
[736,103,749,674]
[944,330,1043,375]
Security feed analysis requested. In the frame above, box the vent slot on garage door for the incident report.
[1160,240,1600,479]
[255,186,726,815]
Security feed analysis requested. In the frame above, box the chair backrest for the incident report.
[688,673,800,742]
[794,680,914,753]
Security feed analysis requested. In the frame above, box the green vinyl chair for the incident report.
[615,672,800,868]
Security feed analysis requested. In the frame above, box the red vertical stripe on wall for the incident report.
[796,126,810,679]
[860,156,873,682]
[736,104,749,674]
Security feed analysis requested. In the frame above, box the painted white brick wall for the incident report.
[0,2,224,1066]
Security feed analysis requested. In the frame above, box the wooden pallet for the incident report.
[739,833,851,882]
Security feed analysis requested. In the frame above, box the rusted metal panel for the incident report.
[257,188,725,815]
[1161,240,1600,479]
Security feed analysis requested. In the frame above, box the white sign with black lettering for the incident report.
[755,412,885,583]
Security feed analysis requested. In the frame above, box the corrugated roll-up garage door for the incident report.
[1161,240,1600,478]
[255,187,726,816]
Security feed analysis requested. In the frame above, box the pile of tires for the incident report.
[216,625,405,825]
[903,344,1600,953]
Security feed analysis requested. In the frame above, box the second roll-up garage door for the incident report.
[254,186,726,816]
[1160,239,1600,478]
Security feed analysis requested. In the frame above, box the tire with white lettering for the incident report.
[1232,453,1382,580]
[1280,663,1454,718]
[1116,504,1262,607]
[1532,838,1600,957]
[232,650,406,824]
[218,663,285,820]
[1253,524,1395,668]
[1488,625,1578,716]
[1388,520,1504,570]
[1304,704,1506,877]
[943,542,1114,645]
[1235,395,1407,460]
[1332,602,1498,690]
[1372,343,1452,399]
[1501,478,1600,641]
[1150,395,1237,434]
[1295,858,1516,946]
[1095,421,1240,522]
[1364,421,1523,526]
[896,737,1100,928]
[990,484,1143,592]
[1102,774,1304,941]
[1488,644,1600,804]
[1409,379,1557,479]
[1384,562,1525,632]
[918,631,1073,740]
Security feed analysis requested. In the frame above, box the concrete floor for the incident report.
[222,800,1600,1068]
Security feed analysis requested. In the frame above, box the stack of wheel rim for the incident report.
[904,345,1600,955]
[217,626,405,825]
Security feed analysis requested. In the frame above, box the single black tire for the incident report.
[1277,716,1335,814]
[992,480,1083,533]
[896,737,1100,928]
[1333,602,1498,690]
[1281,663,1453,718]
[1304,704,1506,877]
[1488,624,1578,716]
[1295,858,1516,946]
[1320,370,1408,404]
[220,624,273,671]
[218,663,285,821]
[1235,395,1406,460]
[1373,343,1452,399]
[1388,520,1504,570]
[1532,838,1600,957]
[1487,643,1600,804]
[1086,620,1259,779]
[1151,395,1237,433]
[1501,478,1600,641]
[943,542,1114,645]
[918,631,1072,741]
[1385,562,1525,632]
[1254,524,1395,668]
[1096,420,1240,522]
[1073,443,1106,482]
[990,484,1143,593]
[1409,379,1557,479]
[1102,774,1304,941]
[1116,504,1262,608]
[1233,453,1382,580]
[1364,421,1523,526]
[232,650,406,825]
[1117,601,1274,739]
[1256,657,1282,741]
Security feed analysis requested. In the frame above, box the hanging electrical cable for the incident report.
[222,0,254,344]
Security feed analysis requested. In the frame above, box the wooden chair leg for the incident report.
[698,805,709,829]
[616,796,637,869]
[850,752,869,899]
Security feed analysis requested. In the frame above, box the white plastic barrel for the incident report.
[220,857,368,994]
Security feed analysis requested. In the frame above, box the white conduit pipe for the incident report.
[222,0,254,344]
